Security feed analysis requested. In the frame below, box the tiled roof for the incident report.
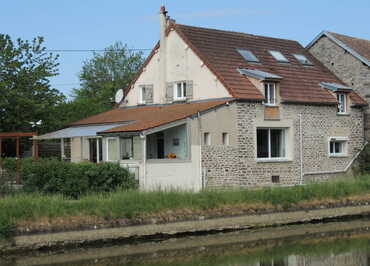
[348,91,368,106]
[329,32,370,65]
[172,24,366,105]
[69,100,230,133]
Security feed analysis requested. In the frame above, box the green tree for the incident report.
[0,34,65,133]
[73,41,144,112]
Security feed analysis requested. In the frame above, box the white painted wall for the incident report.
[123,30,231,107]
[145,145,202,191]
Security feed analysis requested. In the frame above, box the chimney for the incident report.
[159,5,168,103]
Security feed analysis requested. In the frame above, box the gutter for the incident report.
[140,132,147,190]
[197,111,204,189]
[299,114,304,185]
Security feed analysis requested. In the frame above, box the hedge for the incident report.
[0,158,137,198]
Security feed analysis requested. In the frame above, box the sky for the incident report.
[2,0,370,98]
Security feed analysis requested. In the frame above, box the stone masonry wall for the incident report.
[308,36,370,137]
[202,102,364,188]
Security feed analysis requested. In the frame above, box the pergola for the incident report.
[0,132,38,184]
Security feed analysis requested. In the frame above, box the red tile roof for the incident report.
[69,100,230,133]
[173,24,363,105]
[329,32,370,64]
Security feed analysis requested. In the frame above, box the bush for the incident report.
[0,157,17,173]
[2,158,137,198]
[357,144,370,174]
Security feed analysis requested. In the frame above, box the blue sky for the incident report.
[2,1,370,98]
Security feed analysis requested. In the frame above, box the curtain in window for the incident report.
[107,138,118,161]
[120,137,133,159]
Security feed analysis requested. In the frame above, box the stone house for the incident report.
[307,31,370,138]
[37,7,367,191]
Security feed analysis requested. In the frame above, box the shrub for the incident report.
[0,157,17,173]
[3,158,137,198]
[356,144,370,174]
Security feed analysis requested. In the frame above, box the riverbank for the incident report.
[4,217,370,265]
[3,175,370,254]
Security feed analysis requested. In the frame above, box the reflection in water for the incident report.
[2,222,370,266]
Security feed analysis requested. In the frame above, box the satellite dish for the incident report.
[115,89,124,104]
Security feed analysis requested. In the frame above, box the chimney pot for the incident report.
[160,5,167,14]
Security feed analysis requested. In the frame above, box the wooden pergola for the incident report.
[0,132,38,184]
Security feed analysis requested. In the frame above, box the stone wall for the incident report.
[308,36,370,137]
[202,102,365,188]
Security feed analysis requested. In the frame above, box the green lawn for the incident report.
[1,175,370,238]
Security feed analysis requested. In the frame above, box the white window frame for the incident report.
[337,93,347,114]
[256,128,287,161]
[222,132,229,145]
[328,137,348,157]
[138,86,146,105]
[204,132,211,146]
[264,82,277,106]
[106,137,119,162]
[173,82,187,101]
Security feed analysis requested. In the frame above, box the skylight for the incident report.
[237,49,259,63]
[269,50,289,63]
[293,54,313,65]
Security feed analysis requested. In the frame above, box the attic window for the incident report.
[237,49,259,63]
[269,50,289,63]
[337,93,347,114]
[293,54,313,65]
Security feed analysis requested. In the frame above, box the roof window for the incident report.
[269,50,289,63]
[293,54,313,65]
[237,49,259,63]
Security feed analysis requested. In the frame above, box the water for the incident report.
[2,219,370,266]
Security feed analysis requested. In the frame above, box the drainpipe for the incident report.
[140,133,147,190]
[299,114,304,185]
[198,112,204,189]
[363,109,367,143]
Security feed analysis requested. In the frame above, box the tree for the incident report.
[73,41,144,111]
[0,34,65,133]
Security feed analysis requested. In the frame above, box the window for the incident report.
[174,82,187,100]
[264,83,276,105]
[293,54,313,65]
[236,49,259,63]
[271,175,280,183]
[88,138,103,163]
[204,132,211,145]
[139,86,146,104]
[337,93,347,113]
[257,128,286,159]
[106,138,118,161]
[222,132,229,145]
[269,50,289,63]
[120,137,133,160]
[329,138,347,157]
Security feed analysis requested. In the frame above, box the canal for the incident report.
[2,218,370,265]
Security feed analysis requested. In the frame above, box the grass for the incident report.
[2,175,370,239]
